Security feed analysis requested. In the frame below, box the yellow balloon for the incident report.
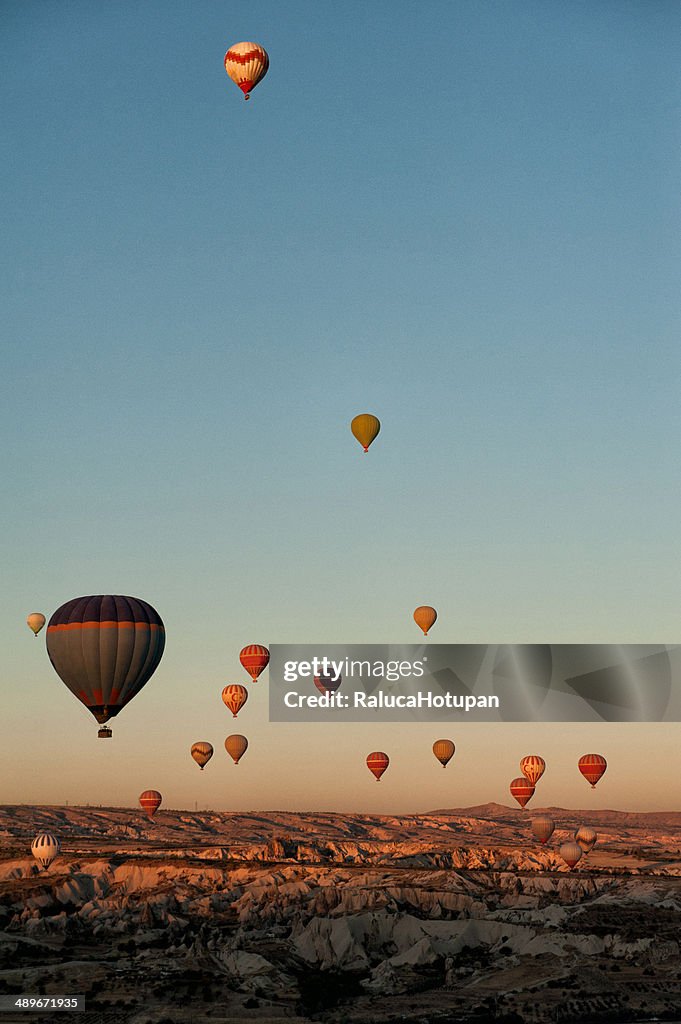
[351,414,380,453]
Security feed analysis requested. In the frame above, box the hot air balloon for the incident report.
[351,414,380,453]
[224,42,269,100]
[531,816,555,845]
[520,755,546,786]
[413,606,437,636]
[240,644,270,682]
[366,751,389,782]
[574,826,597,853]
[314,672,342,696]
[432,739,455,768]
[559,841,583,869]
[46,596,165,737]
[27,613,46,637]
[578,753,607,788]
[139,790,162,819]
[31,832,60,870]
[225,734,248,765]
[510,777,535,809]
[222,684,249,718]
[191,742,214,770]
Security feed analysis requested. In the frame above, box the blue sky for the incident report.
[2,1,680,810]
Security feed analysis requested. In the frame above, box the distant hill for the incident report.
[429,803,681,827]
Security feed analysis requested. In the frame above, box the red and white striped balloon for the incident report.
[139,790,162,819]
[222,684,249,718]
[510,777,535,809]
[578,753,607,788]
[520,754,546,786]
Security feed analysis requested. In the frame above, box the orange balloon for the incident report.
[578,753,607,788]
[139,790,162,819]
[520,755,545,786]
[239,644,270,682]
[574,826,597,853]
[531,815,555,845]
[432,739,455,767]
[366,751,389,782]
[222,684,248,718]
[559,842,583,869]
[413,606,437,636]
[191,742,213,770]
[510,777,535,809]
[26,612,46,637]
[225,734,248,765]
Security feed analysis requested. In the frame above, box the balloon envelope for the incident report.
[510,777,535,808]
[413,606,437,636]
[191,742,214,770]
[559,841,583,869]
[578,753,607,788]
[432,739,455,767]
[366,751,389,782]
[139,790,162,819]
[314,673,342,696]
[224,42,269,99]
[575,826,597,853]
[531,816,555,844]
[222,684,249,718]
[46,596,165,730]
[27,612,46,637]
[520,755,546,786]
[351,414,380,452]
[31,832,60,870]
[240,644,270,682]
[225,734,248,764]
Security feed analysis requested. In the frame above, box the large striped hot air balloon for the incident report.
[366,751,389,782]
[31,832,60,870]
[351,414,380,453]
[413,606,437,636]
[222,684,249,718]
[531,816,555,845]
[191,742,214,770]
[520,755,546,786]
[139,790,162,819]
[239,644,270,682]
[27,613,46,637]
[510,777,535,809]
[225,734,248,765]
[432,739,455,768]
[224,42,269,100]
[559,841,583,869]
[46,596,165,737]
[574,826,597,853]
[314,672,342,696]
[578,753,607,788]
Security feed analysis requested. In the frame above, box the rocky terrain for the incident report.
[1,803,681,1024]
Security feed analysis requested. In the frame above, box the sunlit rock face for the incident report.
[1,803,681,1022]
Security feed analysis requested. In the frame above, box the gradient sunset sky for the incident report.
[2,1,680,812]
